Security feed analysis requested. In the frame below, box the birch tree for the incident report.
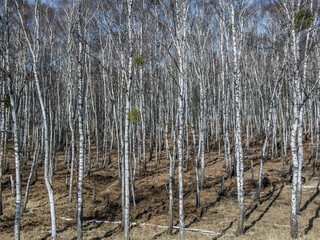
[123,0,134,239]
[14,0,57,238]
[74,0,85,238]
[4,0,22,238]
[230,0,245,234]
[172,0,189,238]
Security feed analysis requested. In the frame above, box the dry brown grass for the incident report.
[1,137,320,240]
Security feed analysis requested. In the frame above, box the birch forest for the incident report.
[1,0,320,239]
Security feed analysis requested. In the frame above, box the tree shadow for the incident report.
[245,203,258,220]
[200,194,224,218]
[244,160,260,173]
[305,156,313,166]
[42,220,117,240]
[151,220,179,240]
[304,203,320,235]
[212,219,237,240]
[151,231,166,240]
[41,224,74,240]
[300,185,320,213]
[91,226,119,239]
[259,185,276,205]
[244,185,284,233]
[84,221,104,231]
[152,190,226,239]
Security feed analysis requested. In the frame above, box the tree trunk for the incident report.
[75,0,85,238]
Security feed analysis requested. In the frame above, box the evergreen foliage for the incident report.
[294,9,314,30]
[3,95,10,108]
[128,108,141,124]
[133,56,145,69]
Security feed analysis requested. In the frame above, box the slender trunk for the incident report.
[23,128,39,212]
[124,1,133,239]
[290,10,300,238]
[174,1,189,237]
[15,1,57,238]
[0,64,4,217]
[231,1,244,234]
[75,0,85,238]
[189,106,200,208]
[6,1,21,238]
[166,116,174,234]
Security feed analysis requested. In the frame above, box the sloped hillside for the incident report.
[1,140,320,240]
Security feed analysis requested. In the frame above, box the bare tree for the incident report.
[4,1,22,238]
[172,0,190,238]
[14,0,57,238]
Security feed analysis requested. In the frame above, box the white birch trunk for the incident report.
[75,0,85,238]
[231,1,245,234]
[288,3,301,237]
[5,1,21,238]
[173,1,189,239]
[189,105,200,208]
[23,127,39,212]
[124,1,133,239]
[15,1,57,238]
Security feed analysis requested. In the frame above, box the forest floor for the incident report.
[1,137,320,240]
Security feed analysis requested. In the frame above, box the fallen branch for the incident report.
[302,186,320,189]
[274,224,290,228]
[309,177,320,181]
[232,191,264,195]
[183,227,224,236]
[59,217,121,225]
[133,223,223,236]
[59,217,230,236]
[208,180,217,184]
[244,154,261,159]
